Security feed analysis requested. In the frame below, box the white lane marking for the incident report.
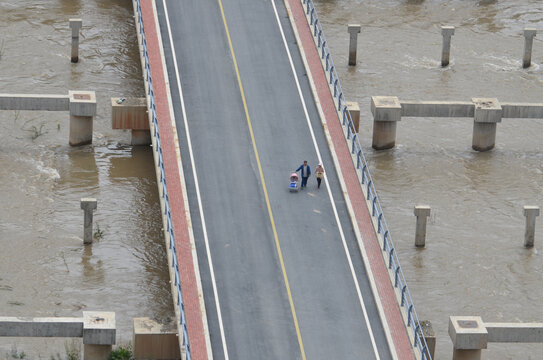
[269,1,381,358]
[162,1,229,358]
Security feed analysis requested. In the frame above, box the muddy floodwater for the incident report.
[313,0,543,359]
[0,1,172,358]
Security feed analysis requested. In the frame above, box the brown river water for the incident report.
[0,1,172,358]
[1,0,542,359]
[313,0,543,359]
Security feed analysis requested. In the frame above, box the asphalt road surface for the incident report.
[155,0,393,358]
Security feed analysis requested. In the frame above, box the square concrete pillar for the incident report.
[346,101,360,133]
[133,318,181,360]
[69,19,82,63]
[371,96,401,150]
[472,98,501,152]
[523,205,540,247]
[83,312,115,360]
[347,24,361,66]
[69,91,96,146]
[449,316,487,360]
[419,320,436,360]
[111,98,148,130]
[441,26,455,67]
[523,28,537,68]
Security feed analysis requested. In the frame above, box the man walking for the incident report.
[296,160,311,189]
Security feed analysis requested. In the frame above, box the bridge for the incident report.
[133,0,429,359]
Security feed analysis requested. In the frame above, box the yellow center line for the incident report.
[216,0,307,358]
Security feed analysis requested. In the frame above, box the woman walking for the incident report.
[315,163,324,189]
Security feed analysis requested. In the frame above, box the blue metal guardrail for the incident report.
[301,0,431,358]
[134,1,192,359]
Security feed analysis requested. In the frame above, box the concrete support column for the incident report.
[83,311,115,360]
[420,320,436,360]
[69,19,82,63]
[81,198,97,245]
[449,316,487,360]
[414,205,431,247]
[523,205,539,247]
[371,96,401,150]
[69,91,96,146]
[133,318,180,360]
[523,28,537,69]
[346,101,360,133]
[347,24,361,66]
[441,26,455,67]
[472,98,502,152]
[111,98,150,145]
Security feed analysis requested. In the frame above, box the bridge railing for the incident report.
[134,1,192,359]
[301,0,431,358]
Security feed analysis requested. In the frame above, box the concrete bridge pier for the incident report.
[441,26,455,67]
[69,91,96,146]
[81,198,97,245]
[414,205,431,247]
[111,98,150,145]
[347,24,361,66]
[346,101,360,133]
[523,28,537,69]
[523,205,539,247]
[70,19,82,63]
[472,98,501,152]
[371,96,401,150]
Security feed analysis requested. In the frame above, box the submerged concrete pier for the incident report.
[371,96,543,151]
[347,24,361,66]
[523,28,536,69]
[449,316,543,360]
[414,205,431,247]
[441,26,455,67]
[0,91,96,146]
[523,206,539,247]
[70,19,83,63]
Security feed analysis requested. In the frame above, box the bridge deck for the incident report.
[152,0,398,358]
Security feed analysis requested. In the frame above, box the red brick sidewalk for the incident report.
[140,1,209,359]
[285,0,415,358]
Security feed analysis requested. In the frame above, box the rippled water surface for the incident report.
[0,1,172,357]
[313,0,543,359]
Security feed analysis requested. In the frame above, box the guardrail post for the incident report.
[472,98,501,152]
[414,205,431,247]
[371,96,401,150]
[69,19,82,63]
[81,198,97,245]
[523,28,537,68]
[347,24,361,66]
[523,205,539,247]
[346,101,360,133]
[441,25,455,67]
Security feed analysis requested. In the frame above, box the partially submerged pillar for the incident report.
[133,318,180,360]
[83,311,116,360]
[441,26,455,67]
[111,98,150,145]
[347,24,361,66]
[414,205,431,247]
[419,320,436,360]
[346,101,360,133]
[523,205,539,247]
[523,28,537,69]
[449,316,487,360]
[69,91,96,146]
[69,19,83,63]
[81,198,97,245]
[472,98,501,152]
[371,96,401,150]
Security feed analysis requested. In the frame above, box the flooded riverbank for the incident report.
[0,1,172,357]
